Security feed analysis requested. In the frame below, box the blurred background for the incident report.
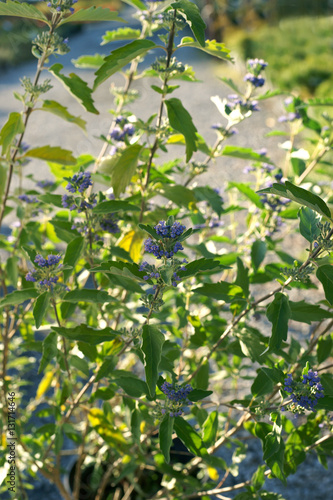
[1,0,333,98]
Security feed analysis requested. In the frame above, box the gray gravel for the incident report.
[1,5,332,500]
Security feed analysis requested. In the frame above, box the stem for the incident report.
[138,9,177,222]
[0,21,58,232]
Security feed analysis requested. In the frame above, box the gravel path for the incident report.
[0,5,332,500]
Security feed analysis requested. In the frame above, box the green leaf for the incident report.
[101,146,141,198]
[289,300,333,324]
[93,199,141,214]
[266,292,291,351]
[251,240,267,271]
[94,40,156,89]
[63,289,113,303]
[39,100,86,131]
[102,27,141,45]
[161,184,197,208]
[23,146,76,165]
[51,324,119,345]
[222,146,273,164]
[187,389,213,402]
[174,417,207,457]
[141,325,165,398]
[298,207,321,243]
[172,0,206,47]
[316,265,333,305]
[114,376,148,397]
[0,112,24,157]
[49,63,99,114]
[219,77,241,94]
[181,258,221,278]
[33,292,50,330]
[0,288,39,308]
[177,37,232,62]
[5,256,18,286]
[0,1,49,24]
[193,186,224,216]
[235,257,249,297]
[59,6,124,25]
[202,411,218,447]
[160,414,174,464]
[251,369,274,397]
[38,331,57,374]
[317,336,333,364]
[63,236,85,281]
[71,54,106,69]
[193,281,244,302]
[121,0,147,10]
[228,182,263,208]
[165,98,198,162]
[258,181,331,219]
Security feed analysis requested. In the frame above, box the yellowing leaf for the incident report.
[36,370,54,399]
[207,467,219,481]
[118,230,144,263]
[88,408,127,447]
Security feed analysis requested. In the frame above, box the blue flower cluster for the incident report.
[283,370,324,413]
[110,117,135,142]
[18,194,39,204]
[226,94,259,113]
[26,254,63,289]
[278,112,301,123]
[66,172,92,194]
[100,215,120,234]
[244,58,268,88]
[161,382,193,417]
[144,238,183,259]
[36,180,55,189]
[62,194,77,211]
[155,220,186,239]
[47,0,78,14]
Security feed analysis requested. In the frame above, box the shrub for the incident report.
[0,1,333,500]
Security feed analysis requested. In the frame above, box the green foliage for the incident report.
[165,98,198,162]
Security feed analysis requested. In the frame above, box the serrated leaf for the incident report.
[289,300,333,324]
[93,199,140,214]
[63,236,85,281]
[258,181,331,219]
[72,53,105,69]
[193,186,224,216]
[109,144,142,197]
[266,292,291,351]
[0,288,39,308]
[39,100,86,131]
[222,145,272,164]
[307,97,333,106]
[160,414,174,464]
[298,207,321,242]
[0,112,24,157]
[228,182,263,208]
[172,0,206,47]
[102,27,141,45]
[177,37,232,61]
[193,281,244,302]
[23,146,76,165]
[165,98,198,162]
[94,39,156,89]
[38,332,57,374]
[0,1,49,23]
[49,63,98,114]
[33,292,50,330]
[51,324,120,345]
[141,325,164,398]
[59,6,124,25]
[181,258,221,278]
[161,184,197,208]
[316,266,333,305]
[63,289,113,303]
[219,77,241,94]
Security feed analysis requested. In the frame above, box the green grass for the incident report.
[225,16,333,97]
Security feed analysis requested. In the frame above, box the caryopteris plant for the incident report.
[0,1,333,499]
